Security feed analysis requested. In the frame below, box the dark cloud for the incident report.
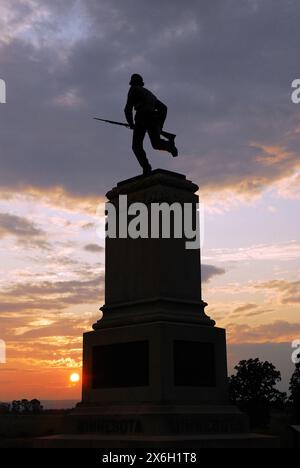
[0,212,49,249]
[2,276,103,299]
[82,222,96,230]
[244,309,273,318]
[201,263,226,283]
[84,243,104,253]
[231,303,273,318]
[233,303,258,314]
[0,275,104,323]
[0,301,65,313]
[0,212,42,238]
[1,0,300,196]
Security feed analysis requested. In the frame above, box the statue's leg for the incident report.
[148,121,178,158]
[132,123,152,171]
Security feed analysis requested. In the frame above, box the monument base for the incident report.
[82,321,229,405]
[34,398,279,448]
[36,320,277,448]
[71,402,249,436]
[36,432,279,448]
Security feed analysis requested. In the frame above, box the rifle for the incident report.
[93,117,176,141]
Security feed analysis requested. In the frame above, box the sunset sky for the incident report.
[0,0,300,401]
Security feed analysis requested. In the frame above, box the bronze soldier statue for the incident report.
[124,74,178,175]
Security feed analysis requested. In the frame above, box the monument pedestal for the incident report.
[82,322,228,405]
[39,170,278,448]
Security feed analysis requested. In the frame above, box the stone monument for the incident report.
[40,169,278,447]
[72,169,278,448]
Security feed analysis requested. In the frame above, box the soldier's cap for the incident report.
[130,74,144,86]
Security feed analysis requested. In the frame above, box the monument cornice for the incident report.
[106,169,199,202]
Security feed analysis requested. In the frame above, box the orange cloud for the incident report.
[255,279,300,304]
[253,144,294,166]
[0,186,105,216]
[227,320,300,345]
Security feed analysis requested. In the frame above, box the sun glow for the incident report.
[70,372,80,383]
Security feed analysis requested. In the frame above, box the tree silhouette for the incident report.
[11,399,43,414]
[11,400,22,414]
[30,399,44,414]
[289,361,300,423]
[229,358,286,428]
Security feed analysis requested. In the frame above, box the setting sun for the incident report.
[70,373,80,383]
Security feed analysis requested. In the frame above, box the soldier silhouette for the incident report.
[124,74,178,175]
